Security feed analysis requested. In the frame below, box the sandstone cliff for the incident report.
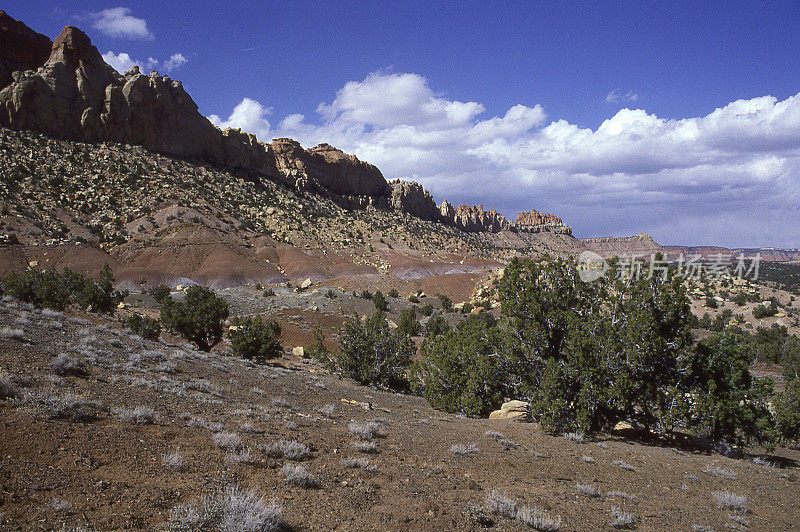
[0,12,574,238]
[0,24,277,178]
[389,180,441,221]
[271,139,390,197]
[439,201,509,233]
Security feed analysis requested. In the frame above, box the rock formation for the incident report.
[0,24,277,178]
[0,11,51,90]
[271,139,390,198]
[439,200,509,233]
[389,180,440,221]
[0,12,574,237]
[516,209,563,228]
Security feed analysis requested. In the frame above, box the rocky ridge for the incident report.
[0,12,571,239]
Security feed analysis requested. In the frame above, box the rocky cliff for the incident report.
[439,201,509,233]
[0,11,51,90]
[0,23,277,178]
[0,12,573,238]
[271,139,390,198]
[389,180,441,221]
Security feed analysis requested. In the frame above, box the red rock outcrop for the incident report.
[0,10,51,89]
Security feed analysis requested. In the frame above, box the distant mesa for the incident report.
[0,11,570,237]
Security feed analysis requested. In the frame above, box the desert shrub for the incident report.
[705,295,718,308]
[77,264,126,314]
[167,485,283,531]
[372,290,388,312]
[388,288,399,298]
[228,317,282,363]
[753,303,778,319]
[775,378,800,441]
[674,330,778,447]
[2,265,125,314]
[397,307,421,336]
[733,292,748,306]
[499,257,693,433]
[360,290,373,300]
[279,463,319,488]
[306,328,331,364]
[424,314,451,337]
[147,284,171,303]
[782,336,800,381]
[412,315,506,417]
[2,268,72,310]
[460,302,473,314]
[263,288,275,297]
[437,294,453,312]
[333,311,413,389]
[125,313,161,341]
[420,303,434,316]
[160,286,229,351]
[408,294,420,304]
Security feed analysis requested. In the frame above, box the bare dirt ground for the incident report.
[1,297,799,531]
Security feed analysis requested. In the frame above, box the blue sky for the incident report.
[7,1,800,247]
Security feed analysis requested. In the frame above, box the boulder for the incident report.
[300,278,313,289]
[489,400,530,422]
[292,346,304,357]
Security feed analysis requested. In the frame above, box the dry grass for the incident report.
[610,506,635,529]
[348,421,385,440]
[576,483,602,498]
[712,491,748,512]
[450,443,479,455]
[351,440,378,454]
[212,432,242,451]
[516,504,562,531]
[279,463,319,488]
[161,449,185,471]
[342,456,376,471]
[484,490,517,519]
[114,405,157,424]
[265,439,310,461]
[167,485,284,531]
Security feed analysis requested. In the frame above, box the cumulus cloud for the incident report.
[101,51,157,73]
[101,51,187,74]
[163,53,187,72]
[606,88,639,103]
[208,98,273,138]
[91,7,153,40]
[208,71,800,247]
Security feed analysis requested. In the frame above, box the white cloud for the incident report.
[606,88,639,103]
[91,7,153,40]
[163,53,187,72]
[208,71,800,247]
[102,51,187,74]
[101,51,157,73]
[208,98,272,138]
